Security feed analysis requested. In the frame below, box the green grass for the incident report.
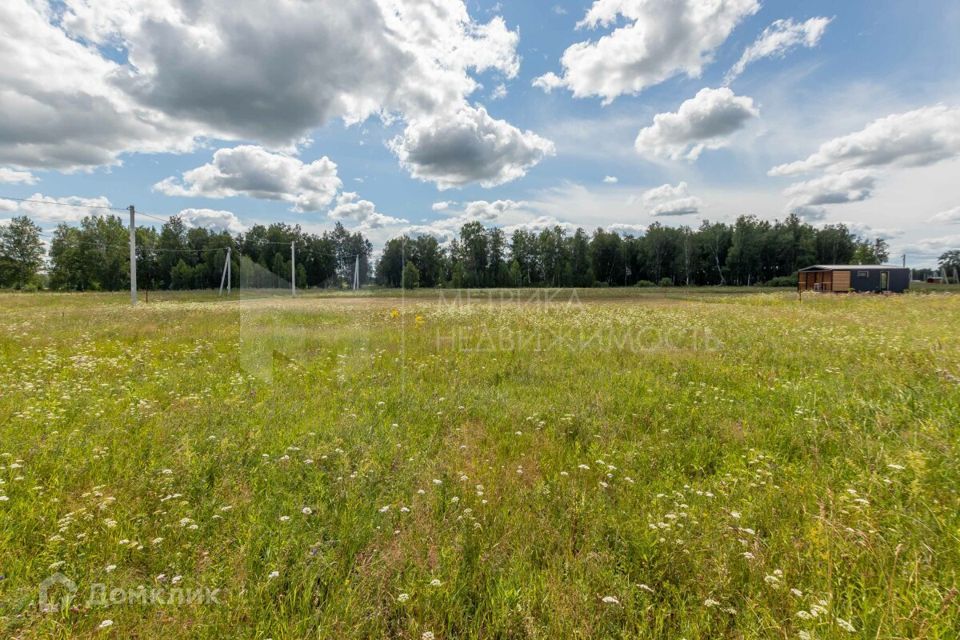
[1,289,958,638]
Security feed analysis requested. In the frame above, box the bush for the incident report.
[766,275,798,287]
[635,280,655,288]
[658,277,674,287]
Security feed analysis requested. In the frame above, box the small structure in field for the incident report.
[798,264,910,293]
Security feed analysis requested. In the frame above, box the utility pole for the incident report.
[128,205,137,306]
[219,247,231,296]
[227,247,231,295]
[353,254,360,290]
[291,241,296,296]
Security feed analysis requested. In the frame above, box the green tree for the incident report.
[402,261,420,289]
[0,216,44,288]
[938,250,960,275]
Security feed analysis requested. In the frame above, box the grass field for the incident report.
[1,289,959,638]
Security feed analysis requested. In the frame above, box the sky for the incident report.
[1,0,959,266]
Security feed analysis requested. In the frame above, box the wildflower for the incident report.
[379,505,390,513]
[730,511,741,520]
[98,620,114,630]
[279,516,290,522]
[887,463,905,471]
[704,598,720,607]
[105,565,117,573]
[0,496,8,502]
[302,507,313,515]
[637,583,654,593]
[432,479,442,485]
[268,571,280,579]
[422,633,435,640]
[790,588,803,597]
[397,593,410,603]
[429,578,442,587]
[742,552,755,560]
[578,464,590,470]
[601,595,620,605]
[400,506,410,513]
[151,537,164,545]
[836,618,856,633]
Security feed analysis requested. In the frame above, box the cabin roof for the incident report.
[798,264,907,272]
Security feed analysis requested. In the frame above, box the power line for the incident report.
[0,195,126,212]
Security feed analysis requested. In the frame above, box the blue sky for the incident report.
[1,0,959,265]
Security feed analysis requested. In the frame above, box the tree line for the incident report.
[2,212,956,291]
[376,215,896,288]
[0,214,371,291]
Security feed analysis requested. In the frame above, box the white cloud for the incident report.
[390,105,555,189]
[634,88,759,161]
[5,193,114,222]
[608,223,647,235]
[3,0,537,178]
[407,199,529,241]
[784,170,877,209]
[178,208,247,234]
[534,0,759,102]
[896,234,960,260]
[603,175,619,184]
[930,206,960,224]
[431,201,455,211]
[0,1,197,170]
[503,215,577,235]
[328,192,407,230]
[0,168,38,184]
[770,105,960,176]
[639,182,703,216]
[792,206,828,222]
[837,221,904,240]
[491,84,508,100]
[725,17,832,83]
[154,146,342,212]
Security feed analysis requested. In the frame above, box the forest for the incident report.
[2,212,953,291]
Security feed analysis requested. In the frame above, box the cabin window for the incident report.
[857,270,868,277]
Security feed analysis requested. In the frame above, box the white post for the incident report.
[354,254,359,290]
[291,241,296,296]
[128,205,137,306]
[219,248,229,295]
[227,247,232,295]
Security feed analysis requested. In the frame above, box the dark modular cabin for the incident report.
[798,265,910,293]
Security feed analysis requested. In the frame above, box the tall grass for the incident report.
[0,290,958,638]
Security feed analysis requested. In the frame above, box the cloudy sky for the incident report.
[2,0,959,265]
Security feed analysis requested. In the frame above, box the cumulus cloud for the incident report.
[0,168,38,184]
[603,175,619,184]
[59,0,519,144]
[769,106,960,176]
[154,146,342,212]
[503,215,576,235]
[4,193,114,222]
[792,206,828,222]
[638,182,703,216]
[784,170,877,209]
[178,208,247,234]
[534,0,759,102]
[634,88,759,161]
[431,201,455,212]
[0,1,197,170]
[725,16,832,83]
[328,192,407,230]
[929,206,960,224]
[390,105,555,189]
[608,223,647,235]
[407,199,529,241]
[3,0,540,182]
[897,234,960,259]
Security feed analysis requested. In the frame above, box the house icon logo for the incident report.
[38,573,77,612]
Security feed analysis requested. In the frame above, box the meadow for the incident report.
[0,288,958,638]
